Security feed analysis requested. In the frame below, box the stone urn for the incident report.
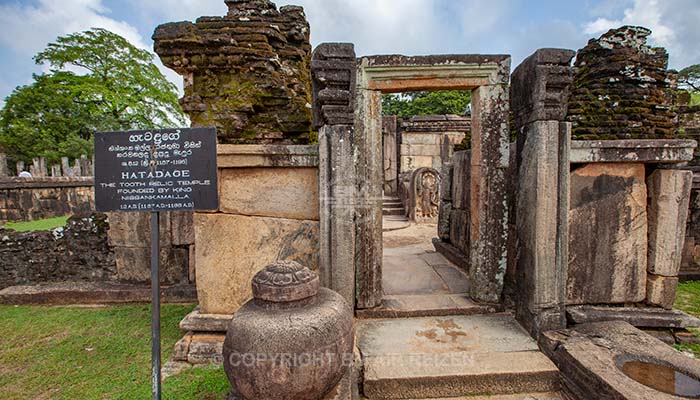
[223,260,354,400]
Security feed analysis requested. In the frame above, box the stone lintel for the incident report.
[570,139,697,164]
[358,54,510,93]
[0,177,94,190]
[217,144,319,168]
[566,305,700,328]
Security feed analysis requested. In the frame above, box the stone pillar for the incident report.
[354,87,383,308]
[646,169,693,309]
[311,43,358,307]
[468,83,511,304]
[382,116,398,196]
[510,48,575,337]
[0,153,8,177]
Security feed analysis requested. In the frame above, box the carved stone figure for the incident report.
[408,167,441,223]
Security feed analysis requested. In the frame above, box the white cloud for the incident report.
[582,0,700,69]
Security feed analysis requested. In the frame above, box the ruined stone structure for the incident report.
[153,0,312,143]
[0,177,94,222]
[567,26,677,139]
[397,115,470,173]
[0,214,114,290]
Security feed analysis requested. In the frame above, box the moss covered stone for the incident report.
[153,0,313,144]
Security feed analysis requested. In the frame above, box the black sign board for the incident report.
[94,127,218,212]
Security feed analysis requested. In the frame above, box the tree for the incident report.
[0,28,186,163]
[679,64,700,92]
[381,90,471,118]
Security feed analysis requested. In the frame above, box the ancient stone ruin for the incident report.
[5,1,700,397]
[153,0,313,143]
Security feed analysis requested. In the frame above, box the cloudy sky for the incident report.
[0,0,699,104]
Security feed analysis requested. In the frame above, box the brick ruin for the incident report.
[153,0,313,143]
[567,26,677,139]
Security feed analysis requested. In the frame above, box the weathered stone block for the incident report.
[107,211,171,248]
[451,151,470,210]
[194,212,319,314]
[449,209,469,256]
[647,169,693,277]
[438,201,452,241]
[219,167,319,220]
[113,246,188,285]
[170,211,194,246]
[646,274,678,310]
[568,163,647,304]
[400,155,433,172]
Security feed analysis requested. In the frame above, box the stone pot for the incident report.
[223,260,354,400]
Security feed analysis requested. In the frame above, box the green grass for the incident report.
[0,303,230,399]
[674,280,700,357]
[2,215,70,232]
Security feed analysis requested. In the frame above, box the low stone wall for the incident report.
[0,214,114,289]
[0,178,94,222]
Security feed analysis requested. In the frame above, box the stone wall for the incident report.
[434,150,470,270]
[0,214,114,289]
[398,115,470,173]
[0,178,94,222]
[153,0,313,143]
[195,145,320,315]
[107,211,194,286]
[567,26,677,140]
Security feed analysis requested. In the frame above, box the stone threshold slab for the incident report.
[570,139,696,164]
[356,294,500,319]
[566,305,700,328]
[0,281,196,305]
[396,393,562,400]
[357,314,560,398]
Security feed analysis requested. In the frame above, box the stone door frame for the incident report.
[354,55,512,307]
[312,46,512,309]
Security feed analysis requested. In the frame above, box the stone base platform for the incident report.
[0,281,197,305]
[356,313,560,399]
[566,305,700,329]
[540,320,700,399]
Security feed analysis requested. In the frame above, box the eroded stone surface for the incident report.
[568,163,647,304]
[219,167,319,220]
[647,169,693,277]
[646,274,678,310]
[194,212,319,314]
[540,321,700,400]
[153,0,313,143]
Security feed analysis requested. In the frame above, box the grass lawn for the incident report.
[1,215,70,232]
[674,280,700,357]
[1,282,698,399]
[0,303,230,399]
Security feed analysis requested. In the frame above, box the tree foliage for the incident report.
[0,28,186,163]
[679,64,700,93]
[381,90,471,118]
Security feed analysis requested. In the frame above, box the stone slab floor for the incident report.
[356,314,561,399]
[358,223,498,318]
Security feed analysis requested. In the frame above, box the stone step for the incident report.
[383,207,405,216]
[356,294,501,319]
[357,314,560,399]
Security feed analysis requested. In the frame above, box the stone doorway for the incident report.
[312,46,511,310]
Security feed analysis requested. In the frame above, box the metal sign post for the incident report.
[93,128,218,400]
[150,211,161,400]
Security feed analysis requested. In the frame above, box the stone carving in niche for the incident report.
[408,167,441,223]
